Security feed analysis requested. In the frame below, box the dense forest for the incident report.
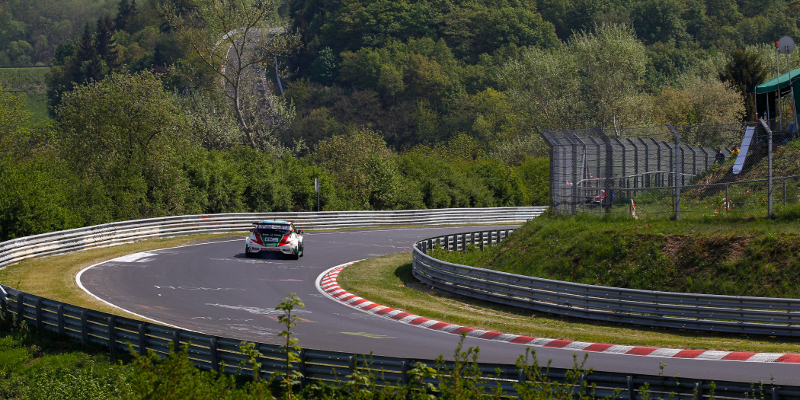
[0,0,797,240]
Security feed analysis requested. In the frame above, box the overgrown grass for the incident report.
[338,253,800,353]
[433,213,800,298]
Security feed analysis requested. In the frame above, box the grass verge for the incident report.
[338,253,800,354]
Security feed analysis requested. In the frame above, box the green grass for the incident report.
[0,67,51,123]
[338,253,800,353]
[433,212,800,298]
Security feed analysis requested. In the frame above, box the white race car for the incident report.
[245,221,304,259]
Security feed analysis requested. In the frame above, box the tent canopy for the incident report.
[755,68,800,121]
[755,68,800,94]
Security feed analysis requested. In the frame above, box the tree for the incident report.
[497,46,585,133]
[56,72,195,219]
[96,16,120,69]
[72,23,105,84]
[719,48,768,121]
[162,0,300,151]
[571,24,649,133]
[115,0,138,32]
[311,128,400,209]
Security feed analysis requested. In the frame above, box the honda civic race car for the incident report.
[245,221,304,259]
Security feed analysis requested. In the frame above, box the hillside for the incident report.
[433,212,800,298]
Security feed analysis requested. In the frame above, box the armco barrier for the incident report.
[0,207,546,269]
[1,208,799,395]
[2,285,799,398]
[412,230,800,337]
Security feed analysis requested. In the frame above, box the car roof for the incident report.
[254,220,291,225]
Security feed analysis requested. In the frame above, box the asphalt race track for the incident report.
[78,226,800,384]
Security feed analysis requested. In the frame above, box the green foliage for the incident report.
[312,128,401,210]
[435,214,800,298]
[275,293,305,399]
[57,71,196,220]
[514,349,596,400]
[719,48,769,121]
[434,333,495,400]
[129,344,274,400]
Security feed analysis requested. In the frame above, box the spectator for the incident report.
[715,148,725,164]
[730,146,739,159]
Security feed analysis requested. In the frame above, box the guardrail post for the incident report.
[210,337,219,371]
[57,304,65,337]
[479,232,484,251]
[517,368,526,383]
[772,386,780,400]
[461,234,466,253]
[444,236,449,251]
[35,297,43,330]
[139,323,148,355]
[299,348,308,387]
[81,310,89,347]
[694,381,703,400]
[108,316,116,354]
[173,329,181,353]
[0,290,6,320]
[16,292,24,322]
[401,360,410,385]
[348,355,355,375]
[627,375,635,400]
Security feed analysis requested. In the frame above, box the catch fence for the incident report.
[542,122,800,219]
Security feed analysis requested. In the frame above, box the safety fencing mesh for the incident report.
[542,122,800,219]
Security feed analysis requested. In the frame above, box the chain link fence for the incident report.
[542,122,800,219]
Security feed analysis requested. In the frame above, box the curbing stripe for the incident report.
[316,263,800,364]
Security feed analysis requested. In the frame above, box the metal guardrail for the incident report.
[1,285,798,398]
[0,207,546,269]
[412,230,800,338]
[1,208,798,395]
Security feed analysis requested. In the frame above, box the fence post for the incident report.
[597,128,614,215]
[760,119,773,217]
[725,184,729,211]
[783,178,787,207]
[666,123,681,220]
